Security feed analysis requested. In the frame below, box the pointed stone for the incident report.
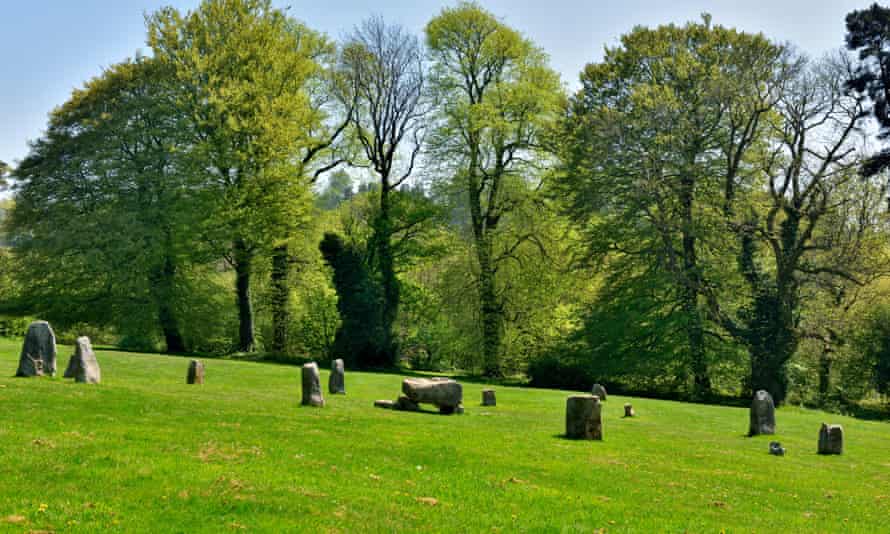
[749,390,776,436]
[591,383,608,401]
[63,337,100,384]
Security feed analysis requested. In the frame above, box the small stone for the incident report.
[769,441,785,456]
[301,362,325,407]
[16,321,57,377]
[818,423,843,455]
[63,336,100,384]
[591,383,608,401]
[565,395,603,440]
[329,358,346,394]
[623,403,635,417]
[187,360,204,385]
[395,395,420,412]
[749,390,776,436]
[482,389,496,406]
[374,400,395,410]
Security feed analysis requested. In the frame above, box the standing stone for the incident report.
[482,389,496,406]
[301,362,325,407]
[591,383,608,401]
[402,378,462,412]
[63,337,100,384]
[624,403,635,417]
[328,359,346,394]
[748,390,776,436]
[187,360,205,385]
[565,395,603,440]
[16,321,57,377]
[818,423,844,455]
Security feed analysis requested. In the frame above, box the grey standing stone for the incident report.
[482,389,496,406]
[624,403,635,417]
[63,336,100,384]
[16,321,57,377]
[769,441,785,456]
[748,390,776,436]
[402,378,462,412]
[329,358,346,394]
[565,395,603,440]
[301,362,325,407]
[591,383,608,401]
[818,423,843,455]
[187,360,205,385]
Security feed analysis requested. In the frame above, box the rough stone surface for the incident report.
[591,383,608,401]
[329,358,346,394]
[455,404,465,415]
[187,360,205,385]
[624,403,635,418]
[402,378,462,411]
[769,441,785,456]
[818,423,844,455]
[749,390,776,436]
[301,362,325,407]
[395,395,420,412]
[63,337,100,384]
[565,395,603,440]
[482,389,496,406]
[16,321,57,377]
[374,400,396,410]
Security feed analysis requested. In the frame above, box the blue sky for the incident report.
[0,0,870,166]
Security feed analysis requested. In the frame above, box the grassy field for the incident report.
[1,338,889,533]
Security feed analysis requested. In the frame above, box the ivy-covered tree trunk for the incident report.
[679,172,711,397]
[156,253,185,353]
[477,237,502,378]
[270,244,290,354]
[377,185,398,365]
[233,237,256,352]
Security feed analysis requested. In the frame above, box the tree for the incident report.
[0,160,10,189]
[425,2,563,377]
[7,57,199,350]
[557,18,788,396]
[845,3,890,176]
[337,16,428,365]
[148,0,329,352]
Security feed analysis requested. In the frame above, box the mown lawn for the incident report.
[0,338,888,533]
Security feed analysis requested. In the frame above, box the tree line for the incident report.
[4,0,890,408]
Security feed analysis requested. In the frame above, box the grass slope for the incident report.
[0,338,888,533]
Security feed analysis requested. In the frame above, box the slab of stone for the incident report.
[482,389,496,406]
[623,403,635,417]
[301,362,325,407]
[374,400,396,410]
[591,383,608,401]
[769,441,785,456]
[749,390,776,436]
[402,378,462,410]
[565,395,603,440]
[329,358,345,394]
[818,423,843,455]
[187,360,205,385]
[63,336,100,384]
[16,321,57,377]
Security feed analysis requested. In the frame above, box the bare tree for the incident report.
[338,16,428,365]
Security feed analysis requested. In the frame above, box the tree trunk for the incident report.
[270,244,290,354]
[150,242,185,353]
[679,172,711,397]
[478,239,502,378]
[233,238,256,352]
[376,182,398,365]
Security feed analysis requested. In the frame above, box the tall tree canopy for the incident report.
[426,1,563,376]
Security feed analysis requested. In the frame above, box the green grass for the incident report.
[1,338,888,533]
